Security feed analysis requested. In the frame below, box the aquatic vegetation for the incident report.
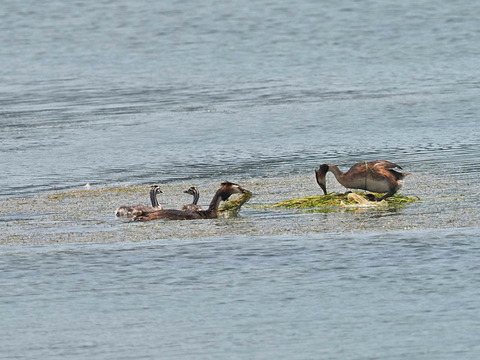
[218,189,253,216]
[368,192,420,205]
[268,192,419,212]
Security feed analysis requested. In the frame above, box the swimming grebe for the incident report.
[181,186,203,212]
[115,185,162,217]
[134,182,245,221]
[315,160,409,200]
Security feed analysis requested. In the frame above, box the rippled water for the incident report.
[1,0,480,359]
[2,229,480,359]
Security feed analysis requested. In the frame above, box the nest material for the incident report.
[270,192,419,210]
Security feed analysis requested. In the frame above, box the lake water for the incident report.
[1,0,479,359]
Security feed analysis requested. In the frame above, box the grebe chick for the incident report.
[134,182,245,221]
[316,160,410,200]
[115,185,163,217]
[181,186,203,212]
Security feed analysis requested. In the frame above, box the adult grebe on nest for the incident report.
[134,182,245,221]
[115,185,162,217]
[181,186,203,212]
[315,160,410,200]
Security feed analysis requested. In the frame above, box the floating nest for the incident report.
[269,192,419,212]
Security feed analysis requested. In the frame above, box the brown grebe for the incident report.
[181,186,203,212]
[315,160,409,200]
[115,185,162,217]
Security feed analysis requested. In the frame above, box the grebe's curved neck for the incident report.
[326,165,346,184]
[191,189,200,205]
[149,185,161,208]
[208,190,224,212]
[183,187,200,205]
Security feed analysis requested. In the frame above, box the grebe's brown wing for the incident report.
[369,160,403,170]
[367,161,409,181]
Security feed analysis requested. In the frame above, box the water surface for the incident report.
[1,0,479,359]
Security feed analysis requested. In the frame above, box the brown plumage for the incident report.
[181,186,203,212]
[115,185,162,217]
[134,182,245,221]
[315,160,409,200]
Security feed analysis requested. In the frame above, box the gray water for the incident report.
[1,0,480,359]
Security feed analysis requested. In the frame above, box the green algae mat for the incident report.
[267,192,420,212]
